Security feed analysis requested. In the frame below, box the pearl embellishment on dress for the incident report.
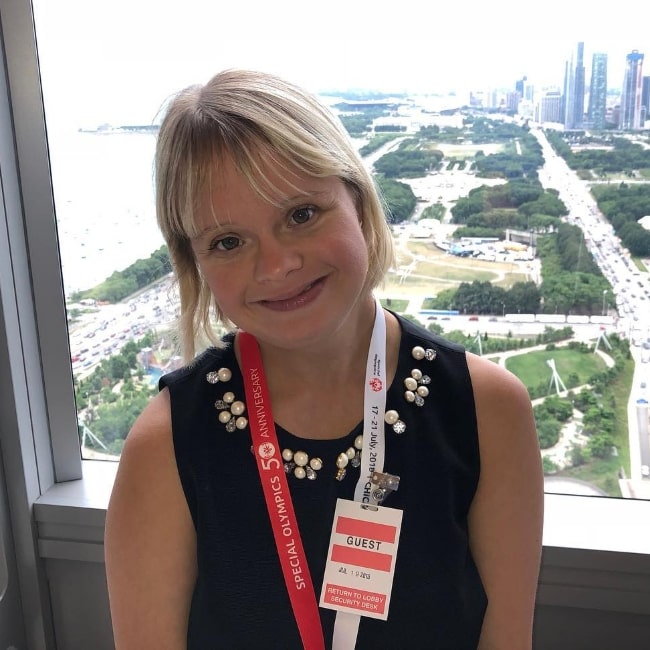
[204,339,439,480]
[384,408,406,434]
[283,433,364,481]
[206,367,233,384]
[208,367,248,432]
[411,345,437,361]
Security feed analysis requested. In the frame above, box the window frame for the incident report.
[2,0,82,485]
[1,2,650,647]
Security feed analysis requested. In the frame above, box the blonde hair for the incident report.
[155,68,395,361]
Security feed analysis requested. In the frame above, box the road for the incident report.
[68,277,179,379]
[532,127,650,485]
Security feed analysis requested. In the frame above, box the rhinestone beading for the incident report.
[204,340,440,482]
[207,367,248,432]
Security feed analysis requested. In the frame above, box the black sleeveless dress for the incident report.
[160,315,487,649]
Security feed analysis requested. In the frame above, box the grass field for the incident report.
[390,240,528,295]
[554,357,635,497]
[505,348,607,390]
[503,347,634,497]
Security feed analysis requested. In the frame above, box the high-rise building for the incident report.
[515,76,526,98]
[642,75,650,125]
[564,42,586,129]
[619,50,644,130]
[540,90,562,123]
[515,76,535,103]
[587,53,608,129]
[506,91,520,113]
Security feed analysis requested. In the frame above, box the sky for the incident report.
[32,0,650,129]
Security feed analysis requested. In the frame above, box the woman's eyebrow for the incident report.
[191,222,230,240]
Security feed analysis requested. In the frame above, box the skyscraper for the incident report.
[619,50,644,130]
[540,90,562,123]
[588,53,608,129]
[642,75,650,124]
[515,76,526,98]
[564,42,586,129]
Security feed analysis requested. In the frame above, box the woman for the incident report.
[104,69,544,649]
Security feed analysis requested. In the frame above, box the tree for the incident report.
[619,222,650,257]
[109,356,129,381]
[536,419,561,449]
[508,282,540,314]
[587,431,615,459]
[375,177,417,223]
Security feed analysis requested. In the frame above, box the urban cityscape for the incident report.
[409,42,649,131]
[51,38,650,504]
[513,43,646,130]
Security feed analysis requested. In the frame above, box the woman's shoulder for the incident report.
[466,350,531,404]
[465,350,537,461]
[159,334,236,391]
[122,388,173,455]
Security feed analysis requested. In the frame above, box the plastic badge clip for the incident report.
[371,471,400,504]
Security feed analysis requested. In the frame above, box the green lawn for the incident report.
[410,261,498,282]
[505,347,635,498]
[505,347,607,391]
[555,357,635,497]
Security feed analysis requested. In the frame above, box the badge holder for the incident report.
[369,471,400,505]
[320,471,402,623]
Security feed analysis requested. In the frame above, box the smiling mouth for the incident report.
[259,277,325,311]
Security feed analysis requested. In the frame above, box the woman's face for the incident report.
[190,155,371,350]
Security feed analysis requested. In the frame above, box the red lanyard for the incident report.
[239,331,325,650]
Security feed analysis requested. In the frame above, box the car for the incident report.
[468,316,479,321]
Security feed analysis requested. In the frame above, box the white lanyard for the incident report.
[354,296,387,504]
[332,296,387,649]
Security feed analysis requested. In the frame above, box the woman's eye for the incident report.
[211,235,241,252]
[291,206,315,225]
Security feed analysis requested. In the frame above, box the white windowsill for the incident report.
[33,460,650,615]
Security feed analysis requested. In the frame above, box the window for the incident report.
[27,2,650,503]
[1,2,649,646]
[18,3,650,480]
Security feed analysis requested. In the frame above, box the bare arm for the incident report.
[466,353,544,650]
[105,388,197,650]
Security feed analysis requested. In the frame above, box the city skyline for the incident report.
[33,0,650,128]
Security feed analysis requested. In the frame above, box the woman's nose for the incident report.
[253,235,303,282]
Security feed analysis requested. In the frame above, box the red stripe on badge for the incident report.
[331,544,393,572]
[335,517,397,544]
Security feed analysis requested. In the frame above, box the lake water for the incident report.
[48,129,165,296]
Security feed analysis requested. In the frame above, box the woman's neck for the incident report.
[240,301,401,440]
[260,298,375,382]
[255,306,399,395]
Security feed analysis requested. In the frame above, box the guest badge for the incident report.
[320,498,403,621]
